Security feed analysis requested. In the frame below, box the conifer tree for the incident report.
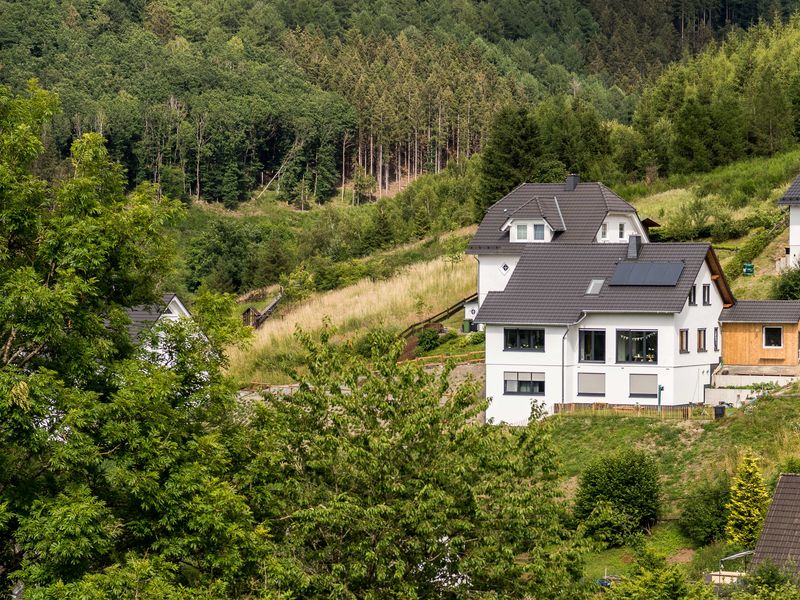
[725,450,770,549]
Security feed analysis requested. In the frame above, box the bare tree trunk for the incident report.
[341,132,347,203]
[195,114,206,201]
[377,142,383,198]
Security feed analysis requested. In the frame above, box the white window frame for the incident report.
[516,223,527,240]
[763,326,784,349]
[618,222,625,239]
[702,284,711,306]
[600,223,608,239]
[533,223,545,241]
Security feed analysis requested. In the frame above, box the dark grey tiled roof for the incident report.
[125,293,176,341]
[778,174,800,205]
[468,182,636,255]
[508,197,567,232]
[474,243,710,325]
[719,300,800,324]
[753,474,800,572]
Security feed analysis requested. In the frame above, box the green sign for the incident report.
[743,262,754,276]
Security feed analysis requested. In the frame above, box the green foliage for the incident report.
[773,265,800,300]
[725,229,777,282]
[190,291,252,355]
[416,328,441,352]
[603,560,716,599]
[582,501,638,547]
[575,449,661,537]
[679,477,731,546]
[726,450,770,549]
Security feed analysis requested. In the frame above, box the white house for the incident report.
[467,176,735,425]
[779,175,800,270]
[125,293,192,342]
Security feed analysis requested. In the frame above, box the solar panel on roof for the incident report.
[609,261,684,286]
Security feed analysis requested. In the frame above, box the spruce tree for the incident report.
[725,450,770,549]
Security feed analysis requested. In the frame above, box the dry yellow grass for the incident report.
[227,256,477,384]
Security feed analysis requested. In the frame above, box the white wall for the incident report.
[509,219,552,243]
[790,206,800,264]
[477,255,519,305]
[596,213,647,243]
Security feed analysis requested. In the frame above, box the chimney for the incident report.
[565,174,580,191]
[627,235,642,260]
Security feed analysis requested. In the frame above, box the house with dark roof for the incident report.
[719,301,800,370]
[752,473,800,573]
[125,293,192,343]
[467,175,737,424]
[779,174,800,269]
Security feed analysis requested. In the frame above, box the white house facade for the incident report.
[467,176,735,425]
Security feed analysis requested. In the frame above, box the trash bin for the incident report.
[714,404,726,420]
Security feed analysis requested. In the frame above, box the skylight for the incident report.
[586,279,604,295]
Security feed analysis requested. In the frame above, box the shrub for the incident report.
[773,265,800,300]
[679,477,730,545]
[575,449,660,533]
[725,228,774,281]
[468,331,485,345]
[583,500,637,547]
[417,328,441,352]
[725,450,770,549]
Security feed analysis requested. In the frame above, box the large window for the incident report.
[533,223,545,241]
[504,372,545,395]
[679,329,689,354]
[630,374,658,398]
[763,326,783,348]
[616,330,658,363]
[516,224,527,240]
[579,330,606,362]
[504,328,545,351]
[578,373,605,396]
[697,328,707,352]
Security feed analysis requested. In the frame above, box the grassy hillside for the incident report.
[227,255,476,385]
[551,385,800,579]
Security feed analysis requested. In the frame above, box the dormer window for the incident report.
[516,224,527,240]
[533,224,545,241]
[618,223,625,239]
[601,223,607,239]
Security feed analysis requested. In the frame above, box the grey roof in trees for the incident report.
[752,473,800,573]
[778,174,800,205]
[125,293,177,341]
[474,243,712,325]
[467,182,637,255]
[718,300,800,324]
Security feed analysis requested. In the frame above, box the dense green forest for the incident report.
[4,0,800,209]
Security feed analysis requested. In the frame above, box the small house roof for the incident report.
[752,473,800,572]
[474,243,730,325]
[778,175,800,206]
[125,293,185,341]
[719,300,800,324]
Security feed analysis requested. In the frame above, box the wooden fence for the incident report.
[405,350,485,366]
[552,402,721,421]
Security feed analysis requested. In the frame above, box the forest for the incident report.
[4,0,800,209]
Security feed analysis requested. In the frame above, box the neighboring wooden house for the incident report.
[718,301,800,368]
[752,473,800,573]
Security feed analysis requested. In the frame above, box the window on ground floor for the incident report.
[616,330,658,363]
[630,373,658,398]
[578,373,605,396]
[579,329,606,362]
[504,328,545,351]
[504,372,545,395]
[764,326,783,348]
[714,327,719,351]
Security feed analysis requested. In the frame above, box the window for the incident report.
[504,372,545,395]
[679,329,689,353]
[533,223,545,241]
[618,223,625,239]
[579,330,606,362]
[764,326,783,348]
[702,284,711,306]
[578,373,605,396]
[688,285,697,306]
[616,330,658,363]
[600,223,608,239]
[630,374,658,398]
[714,327,719,351]
[504,328,545,351]
[698,328,707,352]
[586,279,604,295]
[516,223,527,240]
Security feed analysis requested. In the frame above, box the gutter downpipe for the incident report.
[562,313,588,411]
